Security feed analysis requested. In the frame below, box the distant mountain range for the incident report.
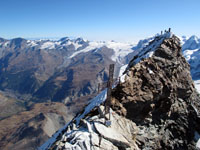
[0,33,199,149]
[0,35,199,104]
[0,37,134,103]
[181,35,200,80]
[0,34,199,109]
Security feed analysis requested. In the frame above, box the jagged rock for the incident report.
[49,106,139,150]
[111,34,200,149]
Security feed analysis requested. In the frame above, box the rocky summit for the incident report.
[111,33,200,149]
[40,32,200,150]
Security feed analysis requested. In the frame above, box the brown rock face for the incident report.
[111,35,200,149]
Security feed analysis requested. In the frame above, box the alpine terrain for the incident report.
[39,32,200,150]
[0,32,200,149]
[0,37,134,150]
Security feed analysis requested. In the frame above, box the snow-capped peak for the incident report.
[189,35,199,41]
[182,35,200,51]
[74,37,86,44]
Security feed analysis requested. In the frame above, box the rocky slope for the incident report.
[42,32,200,150]
[0,91,26,120]
[0,102,74,150]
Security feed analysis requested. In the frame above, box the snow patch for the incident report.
[119,64,128,83]
[148,68,154,74]
[27,40,38,47]
[178,36,188,45]
[105,41,134,62]
[73,42,82,50]
[194,80,200,93]
[195,131,200,149]
[69,41,104,58]
[183,48,200,80]
[119,64,128,77]
[183,49,199,61]
[69,40,134,60]
[64,130,91,150]
[75,89,107,125]
[40,41,55,49]
[147,51,154,57]
[3,41,9,47]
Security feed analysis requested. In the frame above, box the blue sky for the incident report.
[0,0,200,42]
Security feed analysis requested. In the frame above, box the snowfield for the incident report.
[40,41,56,49]
[69,40,134,63]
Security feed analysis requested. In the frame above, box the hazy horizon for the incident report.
[1,0,200,42]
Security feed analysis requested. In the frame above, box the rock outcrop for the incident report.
[111,33,200,149]
[51,107,138,150]
[41,32,200,150]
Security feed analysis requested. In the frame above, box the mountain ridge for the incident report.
[40,32,200,150]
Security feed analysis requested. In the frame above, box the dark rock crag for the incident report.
[111,34,200,149]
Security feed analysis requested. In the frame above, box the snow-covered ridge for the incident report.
[39,60,130,150]
[128,32,172,67]
[39,88,108,150]
[0,37,135,65]
[40,41,56,49]
[33,37,87,50]
[38,32,172,150]
[39,32,200,150]
[0,37,88,50]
